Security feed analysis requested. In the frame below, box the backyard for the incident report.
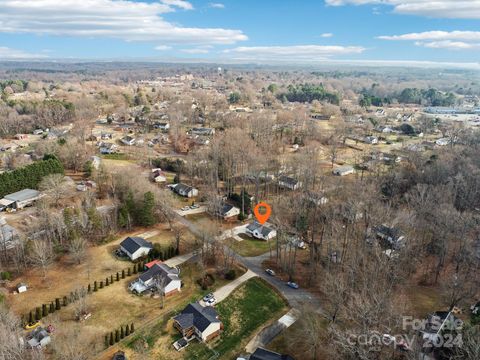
[229,236,273,257]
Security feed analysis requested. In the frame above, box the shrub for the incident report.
[55,298,61,310]
[109,332,114,346]
[35,307,41,321]
[225,269,237,280]
[0,271,11,280]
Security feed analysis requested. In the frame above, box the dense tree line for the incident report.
[278,84,340,105]
[0,157,64,198]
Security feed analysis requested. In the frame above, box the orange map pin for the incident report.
[254,202,271,225]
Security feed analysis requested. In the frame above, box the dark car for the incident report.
[112,351,127,360]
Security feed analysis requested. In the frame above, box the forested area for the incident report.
[0,157,64,198]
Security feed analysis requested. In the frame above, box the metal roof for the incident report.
[4,189,40,202]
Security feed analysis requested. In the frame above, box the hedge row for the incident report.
[104,323,135,348]
[0,157,64,198]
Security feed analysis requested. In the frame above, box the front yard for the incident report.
[229,236,273,257]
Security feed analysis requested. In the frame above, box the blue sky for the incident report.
[0,0,479,68]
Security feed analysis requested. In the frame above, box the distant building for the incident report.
[191,127,215,136]
[278,175,302,191]
[217,203,240,219]
[120,136,136,146]
[333,165,355,176]
[170,183,198,198]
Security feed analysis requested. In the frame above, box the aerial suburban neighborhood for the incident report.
[0,1,479,360]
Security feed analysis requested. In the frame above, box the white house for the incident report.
[333,165,355,176]
[173,302,223,342]
[119,237,153,261]
[120,136,136,146]
[246,222,277,241]
[278,175,302,190]
[99,142,118,154]
[436,138,450,146]
[170,183,198,198]
[17,283,28,293]
[218,203,240,219]
[129,263,181,296]
[151,168,167,183]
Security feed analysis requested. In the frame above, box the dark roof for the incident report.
[120,237,153,254]
[221,203,235,215]
[250,348,295,360]
[139,263,179,285]
[173,183,194,194]
[173,302,220,332]
[278,175,298,186]
[112,351,126,360]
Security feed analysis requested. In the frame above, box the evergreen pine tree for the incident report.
[28,311,34,323]
[125,324,130,336]
[116,272,120,281]
[55,298,61,310]
[122,269,125,279]
[130,323,135,333]
[120,326,124,339]
[105,335,109,348]
[133,264,137,274]
[109,332,114,346]
[110,274,114,283]
[105,277,109,286]
[127,268,131,276]
[42,304,48,317]
[138,191,156,226]
[35,307,41,321]
[115,330,120,342]
[99,281,103,289]
[94,281,98,292]
[49,302,55,313]
[88,284,91,292]
[63,296,68,306]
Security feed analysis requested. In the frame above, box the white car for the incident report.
[203,293,214,302]
[205,297,216,306]
[265,269,276,276]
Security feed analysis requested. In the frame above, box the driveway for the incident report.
[164,251,195,267]
[200,269,257,306]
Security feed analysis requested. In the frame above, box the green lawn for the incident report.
[229,236,273,257]
[188,278,287,359]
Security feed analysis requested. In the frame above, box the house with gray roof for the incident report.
[332,165,355,176]
[119,237,153,261]
[246,222,277,241]
[278,176,302,191]
[250,348,295,360]
[173,302,223,342]
[2,189,41,209]
[170,183,198,198]
[129,263,181,296]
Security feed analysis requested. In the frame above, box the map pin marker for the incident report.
[254,202,271,225]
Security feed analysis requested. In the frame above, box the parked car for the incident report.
[173,338,189,351]
[203,293,214,302]
[205,297,216,306]
[286,281,299,289]
[181,206,190,211]
[265,269,276,276]
[191,204,200,209]
[112,351,127,360]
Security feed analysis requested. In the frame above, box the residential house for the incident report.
[101,132,113,140]
[120,136,136,146]
[306,191,328,206]
[119,237,153,261]
[99,142,118,154]
[14,134,28,140]
[153,122,170,132]
[311,113,333,121]
[420,311,463,359]
[170,183,198,198]
[0,218,19,249]
[333,165,355,176]
[435,138,450,146]
[217,203,240,219]
[246,222,277,241]
[151,168,167,183]
[373,224,406,249]
[278,175,302,191]
[129,263,181,295]
[191,127,215,136]
[27,327,51,348]
[173,302,223,342]
[2,189,41,209]
[363,136,378,145]
[250,347,295,360]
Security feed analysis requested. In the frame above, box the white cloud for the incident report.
[325,0,480,19]
[160,0,194,10]
[155,45,173,51]
[223,45,366,62]
[0,0,247,45]
[181,48,210,54]
[415,40,480,50]
[320,33,334,38]
[378,31,480,41]
[379,31,480,50]
[209,3,225,8]
[0,46,48,59]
